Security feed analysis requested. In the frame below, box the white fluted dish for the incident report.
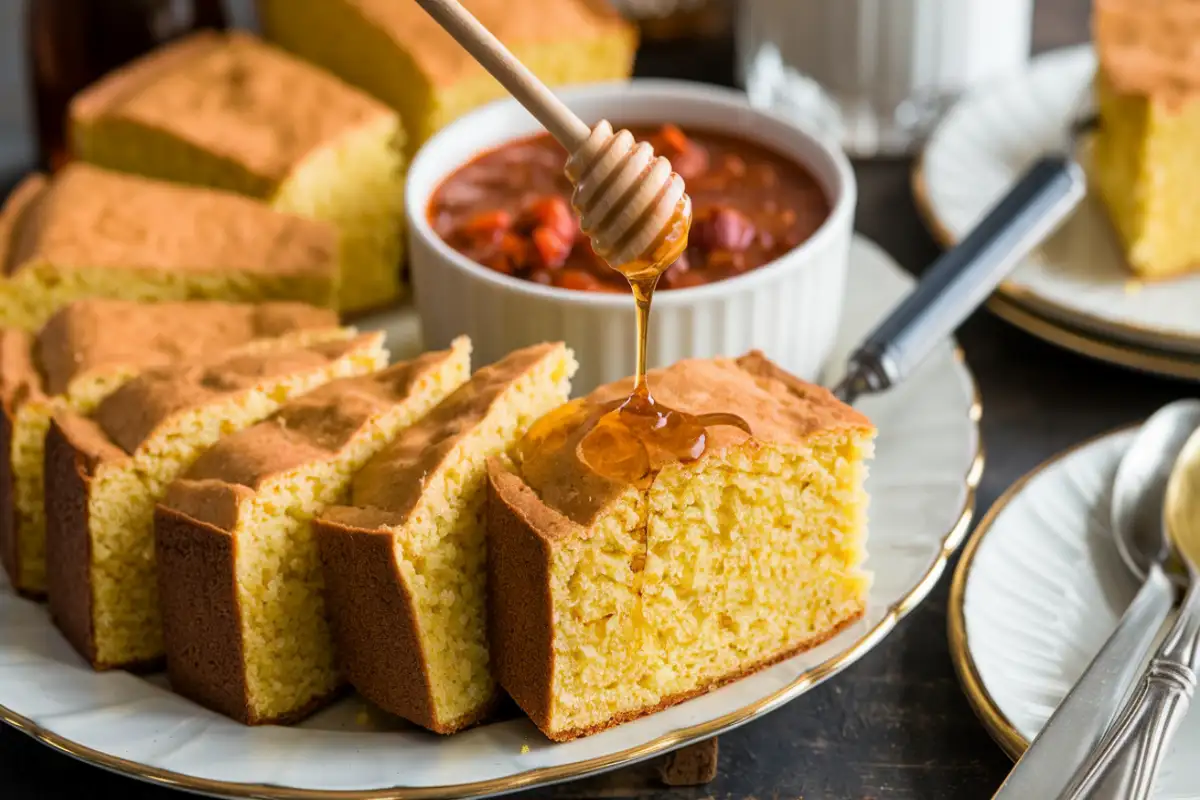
[406,79,856,395]
[0,237,979,799]
[951,427,1200,798]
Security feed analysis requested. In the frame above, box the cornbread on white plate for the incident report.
[44,331,388,671]
[315,342,577,733]
[256,0,637,156]
[0,299,338,598]
[0,164,338,331]
[154,338,472,725]
[69,31,405,313]
[487,351,874,741]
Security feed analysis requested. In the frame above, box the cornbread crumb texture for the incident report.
[155,337,471,725]
[317,342,577,733]
[69,31,406,313]
[257,0,637,151]
[1092,0,1200,279]
[44,331,389,669]
[488,351,874,740]
[0,165,339,331]
[0,298,337,596]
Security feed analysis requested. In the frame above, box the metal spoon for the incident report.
[1059,409,1200,799]
[992,400,1200,798]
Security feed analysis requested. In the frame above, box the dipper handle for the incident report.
[413,0,591,149]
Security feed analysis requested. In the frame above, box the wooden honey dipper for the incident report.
[414,0,692,280]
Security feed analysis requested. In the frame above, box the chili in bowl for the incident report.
[406,80,856,393]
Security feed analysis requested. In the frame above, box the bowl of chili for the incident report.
[406,79,856,393]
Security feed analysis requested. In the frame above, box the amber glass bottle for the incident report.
[27,0,227,172]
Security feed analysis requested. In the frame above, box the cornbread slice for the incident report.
[315,342,577,733]
[256,0,637,155]
[0,164,337,331]
[70,31,405,313]
[1092,0,1200,278]
[155,337,472,724]
[0,299,338,598]
[44,331,388,670]
[487,352,874,741]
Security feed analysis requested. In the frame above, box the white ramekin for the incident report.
[406,80,856,394]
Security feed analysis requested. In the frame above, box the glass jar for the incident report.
[27,0,227,172]
[737,0,1034,156]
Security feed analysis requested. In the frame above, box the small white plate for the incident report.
[919,45,1200,356]
[951,427,1200,798]
[0,236,981,799]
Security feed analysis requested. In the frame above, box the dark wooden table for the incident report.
[3,0,1183,797]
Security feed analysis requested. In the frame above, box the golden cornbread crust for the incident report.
[71,32,393,185]
[0,329,38,592]
[487,351,873,740]
[0,174,47,276]
[1095,0,1200,103]
[153,506,348,724]
[154,345,469,725]
[313,517,490,734]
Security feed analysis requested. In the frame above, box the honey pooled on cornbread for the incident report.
[0,164,337,331]
[1092,0,1200,278]
[44,331,388,670]
[487,352,874,741]
[155,338,472,725]
[315,343,577,734]
[69,31,405,313]
[256,0,637,156]
[0,299,338,598]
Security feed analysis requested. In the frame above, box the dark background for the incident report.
[3,0,1178,797]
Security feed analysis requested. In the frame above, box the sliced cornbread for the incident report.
[1092,0,1200,278]
[487,352,874,741]
[45,331,388,670]
[0,164,337,331]
[70,31,405,313]
[155,337,472,724]
[315,343,577,733]
[0,299,338,597]
[257,0,637,155]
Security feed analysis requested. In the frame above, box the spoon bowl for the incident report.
[1111,399,1200,589]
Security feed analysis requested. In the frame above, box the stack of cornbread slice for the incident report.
[0,298,338,597]
[45,331,387,670]
[1092,0,1200,278]
[487,353,874,740]
[154,337,472,724]
[0,164,338,331]
[316,342,577,732]
[70,31,406,313]
[256,0,638,155]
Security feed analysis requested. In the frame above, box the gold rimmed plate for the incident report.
[0,236,981,799]
[949,425,1200,796]
[916,45,1200,358]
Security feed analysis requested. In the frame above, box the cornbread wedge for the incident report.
[45,331,388,670]
[1092,0,1200,278]
[155,337,472,724]
[0,165,337,331]
[70,31,405,313]
[256,0,637,155]
[0,299,338,598]
[487,352,874,741]
[315,342,577,733]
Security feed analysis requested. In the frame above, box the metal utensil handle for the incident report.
[843,155,1085,397]
[992,564,1175,799]
[1059,579,1200,800]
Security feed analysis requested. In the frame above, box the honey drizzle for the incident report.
[518,194,751,488]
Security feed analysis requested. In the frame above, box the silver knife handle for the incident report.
[1060,580,1200,800]
[992,565,1174,799]
[842,155,1085,399]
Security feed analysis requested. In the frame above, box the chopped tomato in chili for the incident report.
[429,124,830,292]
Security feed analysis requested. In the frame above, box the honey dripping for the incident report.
[519,195,751,486]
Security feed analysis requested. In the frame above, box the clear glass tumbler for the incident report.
[737,0,1034,157]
